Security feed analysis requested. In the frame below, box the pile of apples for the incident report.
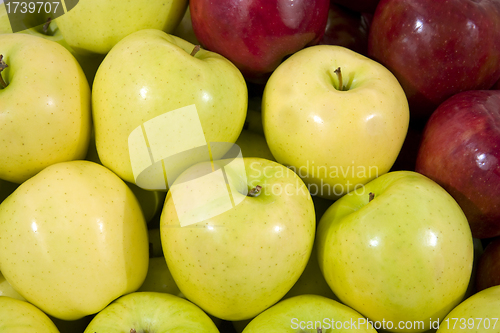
[1,0,500,332]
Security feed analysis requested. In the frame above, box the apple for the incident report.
[190,0,330,82]
[235,130,275,161]
[92,29,248,188]
[0,33,91,184]
[0,2,13,33]
[161,157,316,320]
[317,171,474,332]
[242,294,377,333]
[368,0,500,120]
[475,237,500,292]
[0,160,149,320]
[0,178,18,204]
[137,257,183,297]
[55,0,188,55]
[436,285,500,333]
[0,270,26,301]
[319,3,371,56]
[262,45,409,200]
[415,90,500,239]
[331,0,380,13]
[172,6,199,45]
[0,297,59,333]
[83,292,220,333]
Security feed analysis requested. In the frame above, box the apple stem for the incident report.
[130,329,137,333]
[369,192,375,202]
[0,55,8,89]
[42,17,52,35]
[248,185,262,197]
[334,67,344,91]
[190,45,201,57]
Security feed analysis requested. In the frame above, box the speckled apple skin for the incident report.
[0,297,60,333]
[0,161,149,320]
[317,171,474,332]
[161,158,316,321]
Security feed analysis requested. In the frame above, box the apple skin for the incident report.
[0,33,91,184]
[190,0,330,82]
[475,237,500,292]
[0,160,149,320]
[92,29,247,186]
[368,0,500,120]
[317,171,473,332]
[55,0,188,55]
[319,2,371,56]
[83,292,219,333]
[415,90,500,239]
[0,270,26,301]
[242,294,377,333]
[262,45,409,200]
[436,286,500,333]
[0,297,60,333]
[161,158,316,321]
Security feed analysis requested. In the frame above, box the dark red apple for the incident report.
[368,0,500,120]
[190,0,329,83]
[415,90,500,239]
[318,3,372,56]
[475,237,500,292]
[331,0,380,14]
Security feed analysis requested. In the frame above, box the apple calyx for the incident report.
[42,17,53,35]
[369,192,375,202]
[0,55,8,89]
[248,185,262,197]
[190,45,201,57]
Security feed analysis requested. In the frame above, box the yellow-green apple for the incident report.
[0,270,25,301]
[0,33,91,184]
[416,90,500,239]
[161,158,316,320]
[0,2,13,33]
[172,6,199,45]
[242,294,377,333]
[368,0,500,120]
[55,0,188,55]
[85,130,166,223]
[436,286,500,333]
[92,29,247,187]
[0,160,149,320]
[137,257,182,297]
[235,130,275,161]
[83,292,220,333]
[262,45,409,200]
[475,237,500,292]
[0,297,60,333]
[317,171,474,332]
[190,0,330,82]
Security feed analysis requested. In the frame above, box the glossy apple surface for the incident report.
[190,0,329,82]
[475,237,500,292]
[415,90,500,239]
[319,3,371,56]
[368,0,500,119]
[0,297,59,333]
[436,286,500,333]
[161,158,315,320]
[263,45,409,200]
[317,171,473,332]
[0,161,149,320]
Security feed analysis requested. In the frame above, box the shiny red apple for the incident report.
[318,3,371,56]
[368,0,500,120]
[415,90,500,239]
[475,237,500,292]
[190,0,329,83]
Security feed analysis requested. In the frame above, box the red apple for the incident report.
[190,0,329,83]
[331,0,380,14]
[415,90,500,239]
[318,3,372,56]
[368,0,500,120]
[475,237,500,292]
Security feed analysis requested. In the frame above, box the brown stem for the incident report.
[130,329,137,333]
[190,45,201,57]
[248,185,262,197]
[334,67,343,91]
[369,192,375,202]
[0,55,8,89]
[42,17,52,35]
